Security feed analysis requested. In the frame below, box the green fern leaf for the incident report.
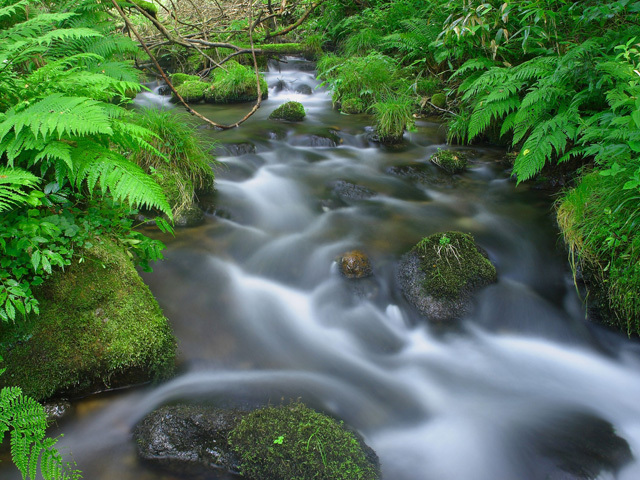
[0,167,40,212]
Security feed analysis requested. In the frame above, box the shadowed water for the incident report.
[5,58,640,480]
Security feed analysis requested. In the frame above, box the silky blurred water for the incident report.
[4,57,640,480]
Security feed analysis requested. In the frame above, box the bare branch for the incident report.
[264,0,326,40]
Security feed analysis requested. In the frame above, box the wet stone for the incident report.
[330,180,376,202]
[294,84,313,95]
[339,250,373,279]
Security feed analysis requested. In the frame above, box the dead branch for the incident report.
[264,0,326,40]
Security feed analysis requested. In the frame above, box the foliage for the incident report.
[170,73,200,87]
[269,101,306,122]
[340,97,365,115]
[0,0,172,324]
[229,402,379,480]
[131,107,215,217]
[414,231,496,299]
[0,378,81,479]
[174,80,208,102]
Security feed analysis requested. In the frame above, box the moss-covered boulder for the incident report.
[170,72,199,87]
[173,80,209,103]
[134,402,380,480]
[398,231,497,322]
[230,402,380,480]
[341,97,366,115]
[429,149,468,174]
[205,61,268,104]
[339,250,373,279]
[430,92,446,108]
[0,240,176,401]
[269,101,306,122]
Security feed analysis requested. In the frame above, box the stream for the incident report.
[7,57,640,480]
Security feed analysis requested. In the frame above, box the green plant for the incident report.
[430,149,467,174]
[229,402,379,480]
[131,108,215,217]
[370,96,414,143]
[206,60,267,103]
[0,358,81,480]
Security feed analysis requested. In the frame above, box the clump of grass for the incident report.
[132,108,215,217]
[229,402,379,480]
[170,73,199,87]
[429,148,468,174]
[205,60,267,103]
[370,96,414,144]
[341,28,383,56]
[556,168,640,335]
[269,101,306,122]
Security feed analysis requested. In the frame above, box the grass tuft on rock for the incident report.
[170,73,200,87]
[229,402,379,480]
[205,60,268,103]
[429,149,468,174]
[269,101,306,122]
[0,239,176,401]
[174,80,209,102]
[414,231,496,299]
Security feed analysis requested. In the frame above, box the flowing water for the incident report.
[6,58,640,480]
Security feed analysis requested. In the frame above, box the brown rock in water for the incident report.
[339,250,373,279]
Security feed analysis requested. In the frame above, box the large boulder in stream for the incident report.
[269,101,306,122]
[134,402,381,480]
[0,239,176,401]
[398,231,497,322]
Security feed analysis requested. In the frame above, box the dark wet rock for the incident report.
[398,231,497,322]
[289,132,341,148]
[174,204,205,228]
[330,180,376,202]
[339,250,373,279]
[519,410,633,480]
[294,83,313,95]
[134,404,243,476]
[134,402,381,480]
[215,143,256,157]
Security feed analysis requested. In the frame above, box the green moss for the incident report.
[430,92,446,108]
[257,43,304,55]
[341,98,365,115]
[173,80,209,103]
[414,231,496,299]
[430,149,467,174]
[229,402,379,480]
[269,101,306,122]
[0,240,176,401]
[205,61,268,104]
[170,73,200,87]
[119,0,157,17]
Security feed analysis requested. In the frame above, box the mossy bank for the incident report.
[0,239,176,401]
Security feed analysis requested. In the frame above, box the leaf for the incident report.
[30,250,41,272]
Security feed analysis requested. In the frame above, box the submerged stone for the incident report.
[398,231,497,322]
[294,83,313,95]
[269,101,306,122]
[330,180,376,202]
[339,250,373,279]
[134,402,380,480]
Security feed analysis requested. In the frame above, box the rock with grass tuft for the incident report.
[429,149,468,174]
[398,231,497,322]
[269,101,306,122]
[173,80,209,103]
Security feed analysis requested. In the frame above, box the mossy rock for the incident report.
[0,240,176,401]
[429,149,468,174]
[170,73,199,87]
[430,92,446,108]
[173,80,209,103]
[269,101,306,122]
[341,97,366,115]
[229,402,380,480]
[205,61,268,104]
[398,231,497,322]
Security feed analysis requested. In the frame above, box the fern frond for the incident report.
[0,166,40,212]
[0,94,113,142]
[71,140,172,217]
[468,96,521,141]
[453,57,497,79]
[0,0,31,21]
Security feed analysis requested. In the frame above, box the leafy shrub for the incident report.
[229,402,379,480]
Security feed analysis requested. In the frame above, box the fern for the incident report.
[0,384,81,480]
[0,167,40,212]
